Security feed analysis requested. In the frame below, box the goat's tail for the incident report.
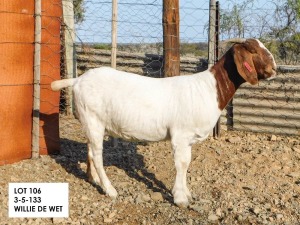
[51,78,76,91]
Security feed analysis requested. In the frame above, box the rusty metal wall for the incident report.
[39,0,62,155]
[0,0,62,165]
[0,1,35,165]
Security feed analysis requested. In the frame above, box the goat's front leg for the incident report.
[171,140,192,207]
[87,131,118,199]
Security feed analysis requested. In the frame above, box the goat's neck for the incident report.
[210,53,246,110]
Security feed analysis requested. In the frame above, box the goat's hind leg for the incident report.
[85,123,118,199]
[87,142,100,185]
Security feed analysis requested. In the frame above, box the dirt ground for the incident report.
[1,116,300,224]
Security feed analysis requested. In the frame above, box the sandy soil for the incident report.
[1,116,300,224]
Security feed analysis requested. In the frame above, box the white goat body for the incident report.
[51,38,277,207]
[53,67,221,143]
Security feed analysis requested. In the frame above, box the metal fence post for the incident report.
[214,1,221,138]
[209,0,221,138]
[32,0,42,159]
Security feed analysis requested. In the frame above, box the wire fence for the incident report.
[69,0,300,136]
[74,0,210,77]
[0,0,299,164]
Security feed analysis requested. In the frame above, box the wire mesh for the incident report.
[75,0,209,77]
[65,0,300,137]
[217,0,300,135]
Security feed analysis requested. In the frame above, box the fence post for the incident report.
[111,0,118,69]
[208,0,216,68]
[32,0,42,159]
[213,1,221,137]
[163,0,180,77]
[208,0,221,138]
[62,0,76,115]
[215,1,220,62]
[111,0,118,147]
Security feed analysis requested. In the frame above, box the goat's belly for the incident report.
[105,123,168,142]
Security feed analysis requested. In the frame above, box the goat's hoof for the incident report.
[173,191,189,208]
[174,198,189,208]
[105,186,118,199]
[185,188,193,201]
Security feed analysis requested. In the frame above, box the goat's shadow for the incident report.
[51,137,173,203]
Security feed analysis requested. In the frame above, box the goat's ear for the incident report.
[233,44,258,85]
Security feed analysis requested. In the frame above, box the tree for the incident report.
[219,0,254,38]
[74,0,85,24]
[219,0,299,64]
[220,5,243,38]
[269,0,300,63]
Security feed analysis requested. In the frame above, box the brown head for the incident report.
[211,38,277,110]
[230,38,277,85]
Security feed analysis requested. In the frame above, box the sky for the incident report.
[75,0,279,44]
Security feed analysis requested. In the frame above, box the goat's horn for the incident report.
[223,38,246,43]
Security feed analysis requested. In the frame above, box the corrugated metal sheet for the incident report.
[221,71,300,136]
[77,48,299,136]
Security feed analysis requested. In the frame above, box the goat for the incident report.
[51,38,277,207]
